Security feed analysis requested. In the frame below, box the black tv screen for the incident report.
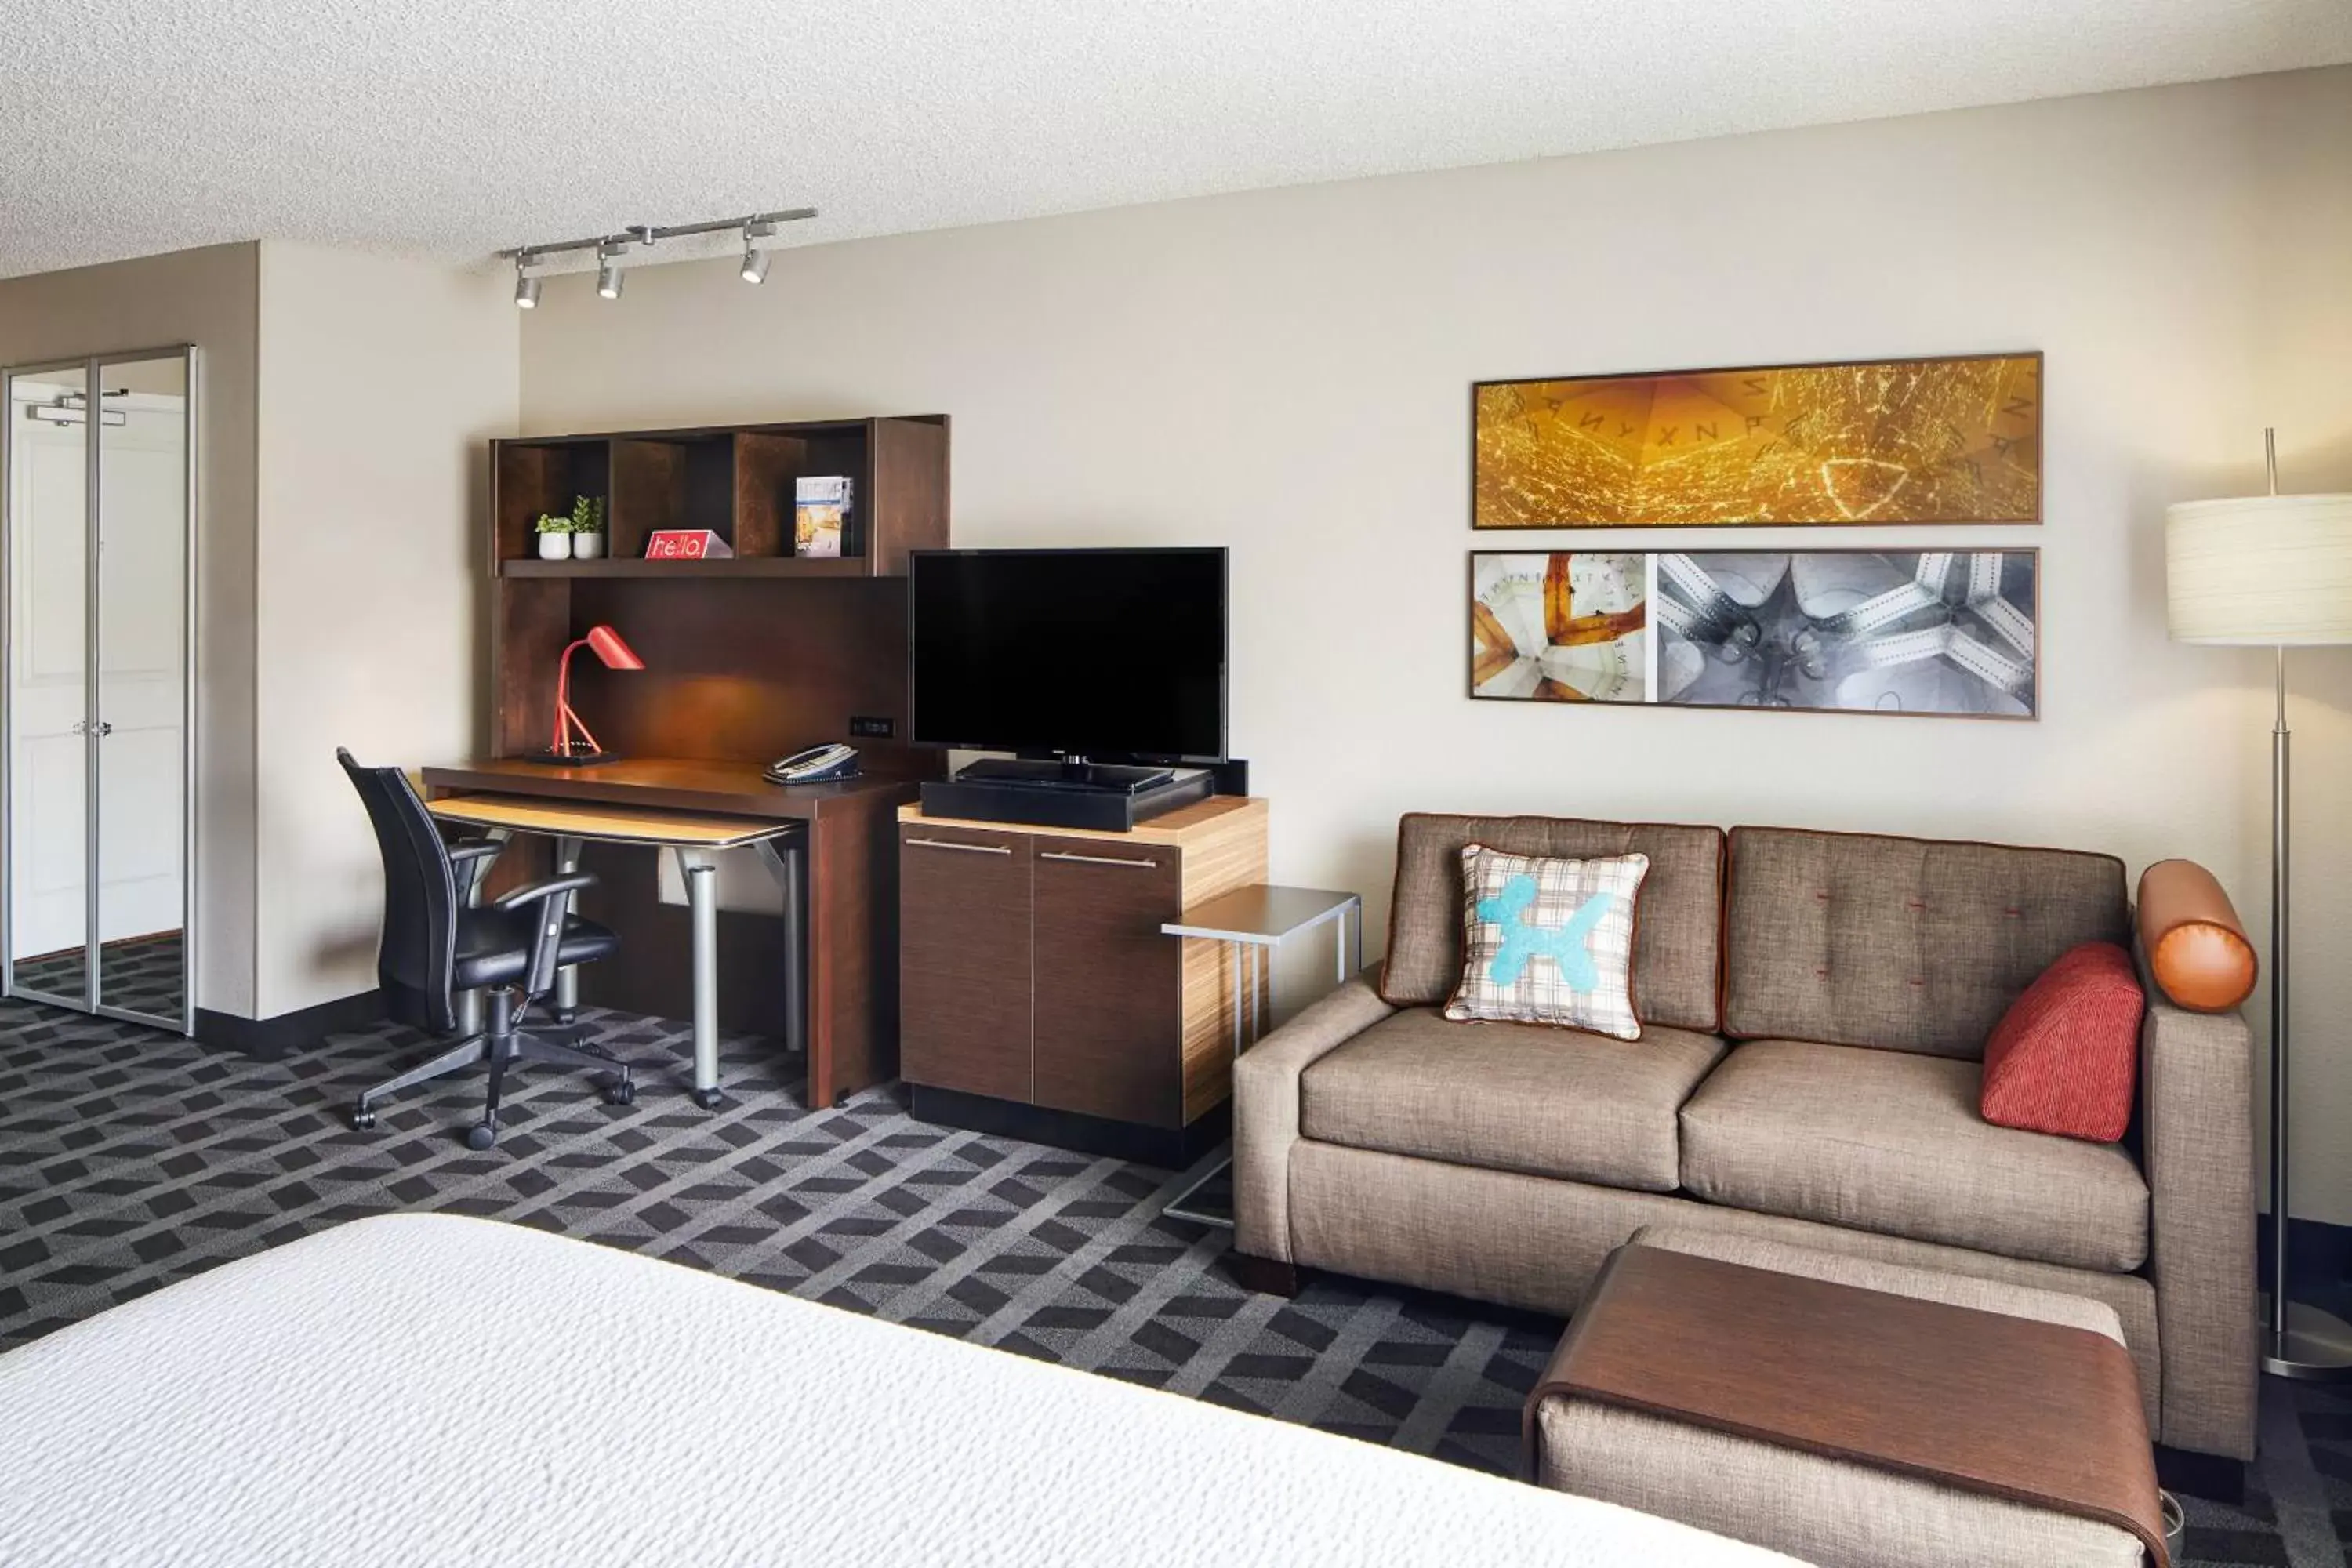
[910,549,1228,760]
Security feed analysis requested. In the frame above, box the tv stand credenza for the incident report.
[897,796,1269,1164]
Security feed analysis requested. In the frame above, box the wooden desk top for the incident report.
[1530,1245,2168,1565]
[429,793,803,849]
[422,757,921,824]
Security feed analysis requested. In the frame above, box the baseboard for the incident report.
[909,1084,1229,1169]
[195,989,384,1061]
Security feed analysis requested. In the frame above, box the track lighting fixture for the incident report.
[740,220,775,284]
[498,208,815,305]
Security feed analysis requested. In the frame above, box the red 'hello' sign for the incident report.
[644,530,734,560]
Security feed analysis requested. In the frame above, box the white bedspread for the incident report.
[0,1214,1795,1566]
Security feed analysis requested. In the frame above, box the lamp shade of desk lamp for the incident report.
[542,623,644,764]
[2163,430,2352,1382]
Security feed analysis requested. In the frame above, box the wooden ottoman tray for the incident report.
[1526,1232,2169,1568]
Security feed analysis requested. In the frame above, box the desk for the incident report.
[426,793,806,1107]
[421,757,923,1107]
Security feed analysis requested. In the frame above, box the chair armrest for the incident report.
[491,873,596,912]
[2135,929,2259,1458]
[445,837,505,866]
[492,873,599,998]
[1233,965,1396,1263]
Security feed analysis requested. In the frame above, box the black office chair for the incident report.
[338,748,642,1149]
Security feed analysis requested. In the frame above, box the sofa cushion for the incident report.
[1679,1039,2148,1272]
[1383,814,1724,1031]
[1301,1007,1726,1192]
[1722,826,2129,1058]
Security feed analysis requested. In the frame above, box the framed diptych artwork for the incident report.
[1472,352,2042,528]
[1470,550,2038,720]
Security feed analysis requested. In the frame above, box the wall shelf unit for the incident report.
[492,414,948,578]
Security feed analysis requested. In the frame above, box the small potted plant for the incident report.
[533,510,572,561]
[569,495,607,560]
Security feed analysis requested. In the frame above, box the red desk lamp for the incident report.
[539,624,644,764]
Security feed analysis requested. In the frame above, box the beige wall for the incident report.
[521,67,2352,1220]
[254,242,517,1017]
[0,242,260,1018]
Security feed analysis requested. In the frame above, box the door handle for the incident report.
[906,837,1011,856]
[1039,851,1160,869]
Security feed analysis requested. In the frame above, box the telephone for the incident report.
[765,743,862,784]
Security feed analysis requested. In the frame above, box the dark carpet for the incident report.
[0,999,2338,1566]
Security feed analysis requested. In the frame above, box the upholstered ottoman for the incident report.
[1526,1228,2173,1568]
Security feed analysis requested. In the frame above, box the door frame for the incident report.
[0,345,200,1035]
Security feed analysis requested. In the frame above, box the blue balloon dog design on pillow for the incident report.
[1476,873,1618,991]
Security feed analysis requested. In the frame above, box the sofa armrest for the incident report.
[2136,930,2259,1459]
[1233,966,1396,1263]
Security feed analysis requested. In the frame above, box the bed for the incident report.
[0,1214,1795,1566]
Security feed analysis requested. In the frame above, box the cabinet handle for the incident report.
[906,837,1012,856]
[1039,850,1160,869]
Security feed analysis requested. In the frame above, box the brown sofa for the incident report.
[1232,815,2257,1461]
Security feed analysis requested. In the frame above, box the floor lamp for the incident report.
[2166,431,2352,1381]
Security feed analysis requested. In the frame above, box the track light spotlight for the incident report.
[740,220,775,284]
[596,241,626,299]
[514,254,541,309]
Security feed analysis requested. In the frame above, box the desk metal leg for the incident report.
[753,834,808,1057]
[676,847,723,1109]
[552,835,583,1022]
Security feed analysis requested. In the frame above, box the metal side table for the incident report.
[1160,884,1363,1228]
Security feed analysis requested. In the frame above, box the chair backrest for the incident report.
[336,748,462,1034]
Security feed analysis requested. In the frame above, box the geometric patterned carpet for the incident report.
[0,996,2342,1566]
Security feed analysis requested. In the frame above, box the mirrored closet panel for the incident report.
[3,348,195,1032]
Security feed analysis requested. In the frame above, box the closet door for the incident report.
[4,364,93,1007]
[93,351,191,1028]
[2,347,195,1033]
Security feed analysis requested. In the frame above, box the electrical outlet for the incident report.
[848,716,895,739]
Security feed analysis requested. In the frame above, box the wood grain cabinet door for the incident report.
[899,826,1033,1102]
[1031,836,1184,1127]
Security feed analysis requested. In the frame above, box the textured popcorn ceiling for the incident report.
[2,0,2346,281]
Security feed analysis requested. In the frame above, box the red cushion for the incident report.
[1980,941,2145,1143]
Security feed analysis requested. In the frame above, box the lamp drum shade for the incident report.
[2166,493,2352,644]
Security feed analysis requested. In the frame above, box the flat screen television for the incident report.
[909,548,1228,763]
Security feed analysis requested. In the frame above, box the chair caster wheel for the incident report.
[693,1088,723,1110]
[466,1121,498,1151]
[350,1105,378,1131]
[605,1076,637,1107]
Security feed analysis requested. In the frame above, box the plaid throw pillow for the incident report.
[1443,844,1649,1038]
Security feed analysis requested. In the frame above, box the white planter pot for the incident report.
[572,532,604,561]
[537,532,572,561]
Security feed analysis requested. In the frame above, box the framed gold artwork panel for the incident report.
[1472,352,2042,528]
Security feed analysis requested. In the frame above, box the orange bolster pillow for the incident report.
[2136,859,2257,1012]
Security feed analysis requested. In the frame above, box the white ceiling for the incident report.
[2,0,2346,281]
